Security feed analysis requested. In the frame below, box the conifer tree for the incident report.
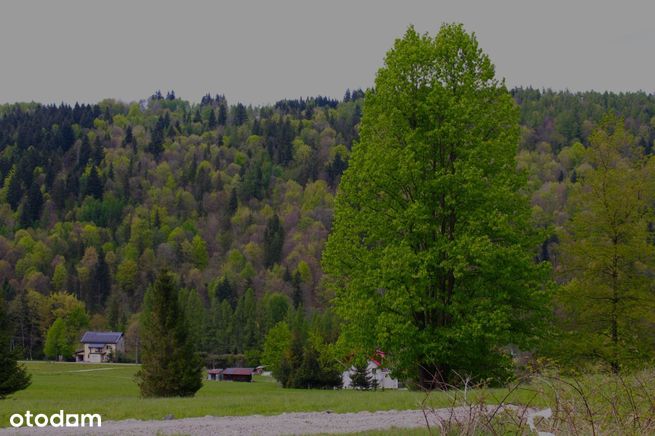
[5,166,22,211]
[85,166,103,199]
[0,294,31,399]
[136,271,203,397]
[264,214,284,268]
[207,109,217,129]
[556,116,655,372]
[350,362,371,390]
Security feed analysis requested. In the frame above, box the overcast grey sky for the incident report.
[0,1,653,105]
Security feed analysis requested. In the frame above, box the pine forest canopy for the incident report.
[0,24,653,380]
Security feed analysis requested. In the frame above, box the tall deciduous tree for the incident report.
[556,116,655,373]
[323,24,549,388]
[136,271,202,397]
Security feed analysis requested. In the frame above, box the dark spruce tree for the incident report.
[350,362,371,390]
[20,181,43,227]
[136,271,203,397]
[263,214,284,268]
[85,166,104,199]
[0,294,31,399]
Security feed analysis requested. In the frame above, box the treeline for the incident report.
[0,88,654,367]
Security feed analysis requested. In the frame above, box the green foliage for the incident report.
[44,318,72,360]
[0,294,31,398]
[136,271,203,397]
[323,24,550,387]
[262,321,292,380]
[554,117,655,372]
[263,214,284,267]
[264,308,341,389]
[350,362,372,390]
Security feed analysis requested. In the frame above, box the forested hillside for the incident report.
[1,88,654,362]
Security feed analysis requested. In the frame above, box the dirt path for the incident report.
[0,409,441,435]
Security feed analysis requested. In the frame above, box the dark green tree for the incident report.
[350,362,371,390]
[217,104,227,125]
[136,271,203,397]
[207,109,217,129]
[5,167,23,211]
[292,271,303,309]
[0,294,31,398]
[323,24,549,388]
[123,125,133,146]
[21,181,43,226]
[228,187,238,215]
[85,166,104,199]
[263,214,285,268]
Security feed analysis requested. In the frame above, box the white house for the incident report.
[76,331,124,363]
[342,359,399,389]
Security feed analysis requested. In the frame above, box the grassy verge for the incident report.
[0,361,497,427]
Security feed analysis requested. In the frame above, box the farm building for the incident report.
[222,368,254,382]
[342,359,399,389]
[76,331,124,363]
[207,369,224,381]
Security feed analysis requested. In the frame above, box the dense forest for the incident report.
[1,87,654,369]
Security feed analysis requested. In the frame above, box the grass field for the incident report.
[0,361,530,429]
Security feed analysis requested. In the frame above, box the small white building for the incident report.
[342,359,399,389]
[76,331,124,363]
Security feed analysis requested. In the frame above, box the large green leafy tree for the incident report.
[0,294,31,398]
[556,117,655,373]
[136,271,203,397]
[323,24,549,388]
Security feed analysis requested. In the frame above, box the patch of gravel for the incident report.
[0,409,436,435]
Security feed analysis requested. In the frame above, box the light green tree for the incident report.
[262,321,292,381]
[44,318,72,360]
[323,24,549,387]
[556,116,655,373]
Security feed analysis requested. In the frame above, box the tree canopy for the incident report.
[323,24,550,387]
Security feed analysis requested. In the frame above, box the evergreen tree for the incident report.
[216,276,236,309]
[207,109,217,129]
[232,103,247,126]
[5,167,22,211]
[123,125,133,146]
[0,294,31,399]
[21,181,43,226]
[556,116,655,373]
[292,271,303,309]
[217,104,227,125]
[263,214,284,267]
[148,116,165,158]
[350,362,371,390]
[228,188,238,215]
[136,271,203,397]
[94,250,111,310]
[85,166,104,199]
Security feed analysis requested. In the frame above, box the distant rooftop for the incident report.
[223,368,254,376]
[80,331,123,344]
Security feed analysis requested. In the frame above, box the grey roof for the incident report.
[80,331,123,344]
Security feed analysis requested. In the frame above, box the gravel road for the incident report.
[0,409,442,435]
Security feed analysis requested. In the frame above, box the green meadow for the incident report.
[1,361,530,428]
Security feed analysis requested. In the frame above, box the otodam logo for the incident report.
[9,410,102,428]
